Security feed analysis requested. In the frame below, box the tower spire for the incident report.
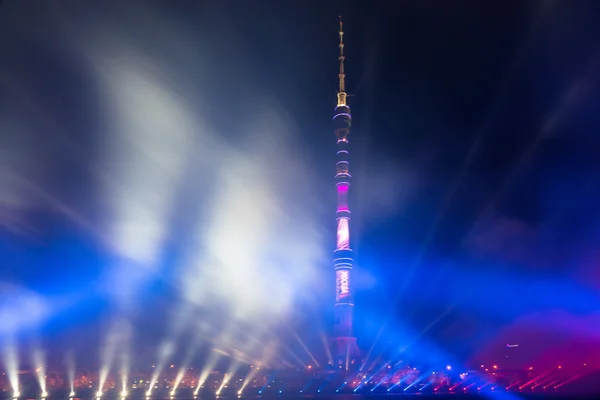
[337,15,347,107]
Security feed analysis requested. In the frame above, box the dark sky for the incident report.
[1,0,600,370]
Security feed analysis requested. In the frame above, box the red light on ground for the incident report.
[493,365,498,369]
[558,366,562,369]
[529,367,533,370]
[307,365,312,369]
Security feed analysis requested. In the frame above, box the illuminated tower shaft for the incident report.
[332,17,359,365]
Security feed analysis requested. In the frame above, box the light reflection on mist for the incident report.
[32,347,47,395]
[2,339,19,395]
[0,285,49,336]
[183,127,327,321]
[0,2,331,363]
[65,350,75,395]
[55,3,330,331]
[98,58,197,266]
[99,319,132,393]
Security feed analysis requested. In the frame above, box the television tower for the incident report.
[332,16,359,368]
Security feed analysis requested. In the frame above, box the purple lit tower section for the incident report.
[332,17,359,367]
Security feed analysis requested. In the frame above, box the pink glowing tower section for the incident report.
[336,218,350,250]
[336,269,350,301]
[336,183,349,212]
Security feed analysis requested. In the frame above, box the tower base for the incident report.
[331,336,360,371]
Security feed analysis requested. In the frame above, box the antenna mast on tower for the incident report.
[337,16,347,107]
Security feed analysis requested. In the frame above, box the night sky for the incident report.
[1,0,600,370]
